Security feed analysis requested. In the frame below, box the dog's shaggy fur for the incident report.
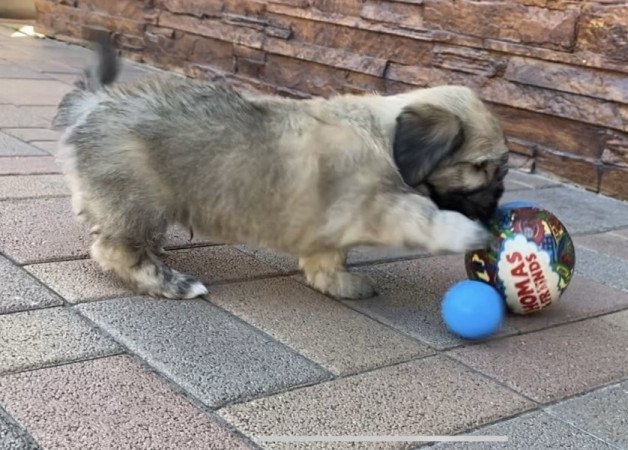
[54,42,508,299]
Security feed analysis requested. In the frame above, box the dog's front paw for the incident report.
[429,210,490,254]
[309,271,376,300]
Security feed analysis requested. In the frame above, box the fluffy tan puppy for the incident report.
[54,42,508,300]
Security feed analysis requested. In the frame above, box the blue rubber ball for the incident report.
[442,280,505,340]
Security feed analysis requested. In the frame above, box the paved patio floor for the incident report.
[1,22,627,450]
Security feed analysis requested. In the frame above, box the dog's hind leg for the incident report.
[299,250,375,299]
[91,235,207,299]
[86,204,206,299]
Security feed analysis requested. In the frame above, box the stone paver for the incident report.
[78,297,330,407]
[0,105,50,128]
[46,73,77,85]
[0,196,89,263]
[505,170,559,191]
[505,177,530,192]
[343,257,517,349]
[0,131,47,156]
[0,411,38,450]
[25,246,279,303]
[0,255,62,314]
[348,246,427,265]
[602,309,628,328]
[0,156,60,175]
[502,186,628,234]
[209,277,432,375]
[575,247,628,292]
[611,228,628,239]
[25,259,130,303]
[16,106,57,123]
[435,411,614,449]
[238,245,427,273]
[0,174,69,199]
[547,380,628,448]
[447,313,628,403]
[0,356,253,449]
[0,61,50,79]
[219,356,533,448]
[0,79,72,105]
[236,245,298,272]
[162,225,214,249]
[576,231,628,261]
[30,141,57,154]
[507,276,628,333]
[0,39,89,72]
[0,307,120,374]
[3,55,78,76]
[0,197,214,264]
[2,127,60,142]
[164,245,280,283]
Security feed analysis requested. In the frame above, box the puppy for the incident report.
[54,41,508,300]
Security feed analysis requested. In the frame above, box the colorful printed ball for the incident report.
[442,280,505,340]
[465,206,575,315]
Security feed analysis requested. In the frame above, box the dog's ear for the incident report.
[393,104,464,187]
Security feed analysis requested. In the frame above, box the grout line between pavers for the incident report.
[0,173,63,177]
[16,241,226,266]
[0,194,70,202]
[0,302,67,317]
[17,254,91,266]
[64,308,266,450]
[12,246,628,352]
[18,251,628,372]
[0,154,54,158]
[195,293,336,385]
[507,183,560,192]
[121,354,266,450]
[263,263,444,350]
[439,304,628,353]
[13,104,62,108]
[215,353,438,413]
[442,350,628,410]
[0,349,125,379]
[37,272,297,308]
[162,241,223,250]
[571,226,628,237]
[0,404,42,450]
[0,251,69,307]
[576,272,628,294]
[543,407,626,450]
[17,263,440,383]
[416,408,544,449]
[420,374,628,449]
[198,273,439,378]
[70,294,335,407]
[0,172,61,177]
[347,252,431,268]
[284,258,628,351]
[5,275,626,425]
[440,353,541,406]
[0,126,55,130]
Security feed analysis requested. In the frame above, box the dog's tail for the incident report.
[76,36,119,92]
[53,37,119,130]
